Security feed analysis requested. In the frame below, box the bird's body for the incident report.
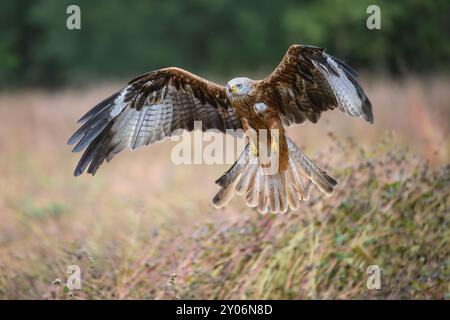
[68,45,373,214]
[228,91,290,173]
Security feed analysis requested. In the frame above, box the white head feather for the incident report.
[226,77,254,97]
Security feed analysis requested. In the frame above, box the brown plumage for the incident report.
[68,44,373,214]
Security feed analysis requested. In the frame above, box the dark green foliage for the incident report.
[1,0,450,87]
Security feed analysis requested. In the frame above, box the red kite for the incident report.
[68,45,373,214]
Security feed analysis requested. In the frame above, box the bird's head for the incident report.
[226,77,255,98]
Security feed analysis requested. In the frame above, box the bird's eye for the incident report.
[236,84,242,89]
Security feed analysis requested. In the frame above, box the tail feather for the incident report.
[211,178,240,209]
[286,180,300,211]
[214,146,249,189]
[259,174,270,214]
[212,137,337,214]
[235,163,257,195]
[245,170,260,208]
[289,140,337,195]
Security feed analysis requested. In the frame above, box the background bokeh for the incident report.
[0,1,448,299]
[2,0,450,87]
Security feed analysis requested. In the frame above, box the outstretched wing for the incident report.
[259,45,373,125]
[68,67,242,176]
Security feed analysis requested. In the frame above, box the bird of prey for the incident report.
[68,45,373,214]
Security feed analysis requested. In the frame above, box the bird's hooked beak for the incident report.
[227,84,236,94]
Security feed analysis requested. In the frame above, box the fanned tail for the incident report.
[212,137,337,214]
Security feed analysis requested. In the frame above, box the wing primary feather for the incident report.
[328,54,359,78]
[73,130,107,176]
[130,106,149,149]
[262,45,373,125]
[68,107,112,146]
[72,119,109,152]
[77,91,121,124]
[70,68,242,176]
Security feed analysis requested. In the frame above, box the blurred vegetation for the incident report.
[3,135,447,299]
[164,136,449,299]
[1,0,450,87]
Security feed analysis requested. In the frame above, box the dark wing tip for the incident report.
[73,168,97,177]
[215,174,227,187]
[362,97,374,124]
[300,44,325,51]
[72,144,84,153]
[212,193,221,206]
[328,175,338,187]
[76,91,122,125]
[330,55,359,79]
[67,134,78,146]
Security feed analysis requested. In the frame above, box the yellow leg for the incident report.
[271,138,279,155]
[250,142,258,156]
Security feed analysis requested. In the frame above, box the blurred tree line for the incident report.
[1,0,449,87]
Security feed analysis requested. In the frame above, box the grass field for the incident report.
[0,77,448,299]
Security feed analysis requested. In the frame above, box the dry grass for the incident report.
[0,77,448,299]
